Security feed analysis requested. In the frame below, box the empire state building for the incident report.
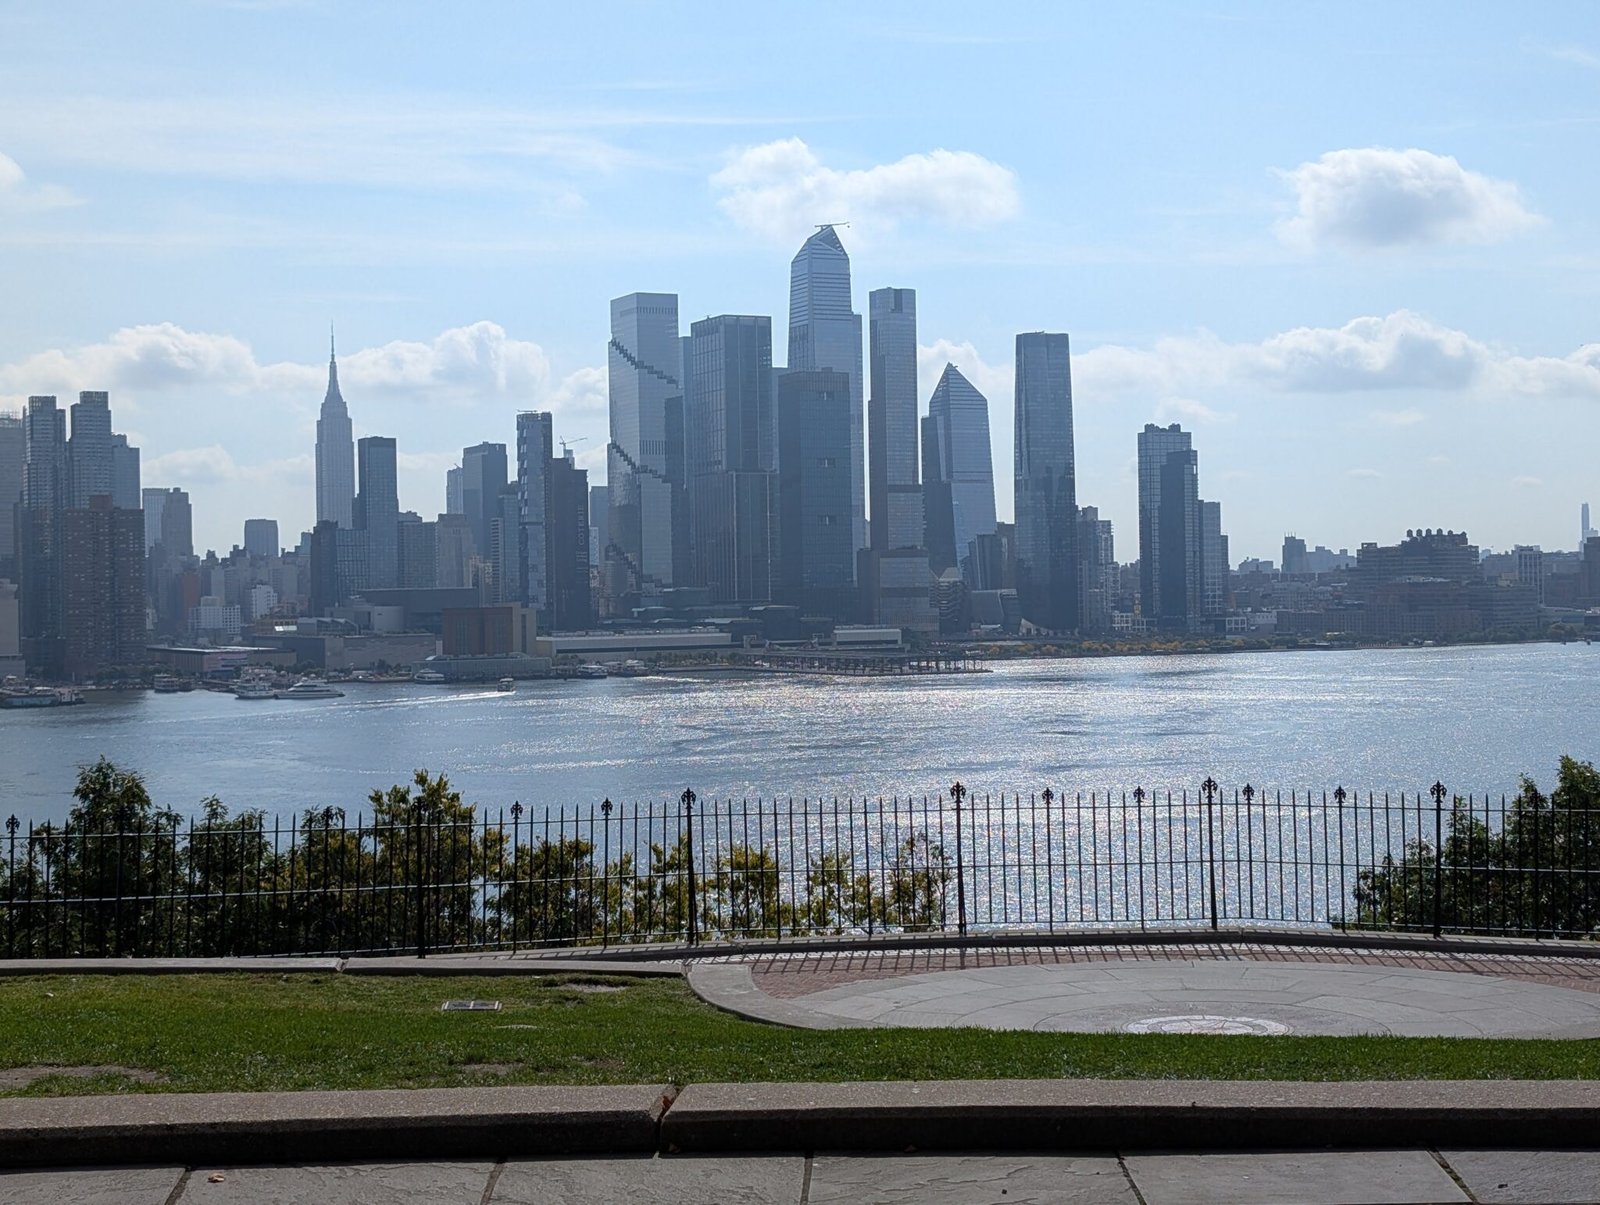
[315,332,354,529]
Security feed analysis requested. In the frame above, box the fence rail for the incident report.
[5,781,1600,958]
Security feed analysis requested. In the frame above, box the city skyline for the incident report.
[2,3,1599,558]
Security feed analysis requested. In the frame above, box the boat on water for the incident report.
[575,663,608,680]
[275,679,345,700]
[152,674,189,693]
[612,659,648,677]
[233,681,276,701]
[0,686,83,709]
[413,669,447,684]
[497,677,516,692]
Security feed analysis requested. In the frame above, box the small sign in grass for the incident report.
[440,1000,502,1012]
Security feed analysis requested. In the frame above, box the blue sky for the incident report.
[2,1,1598,559]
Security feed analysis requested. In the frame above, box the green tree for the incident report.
[492,836,600,945]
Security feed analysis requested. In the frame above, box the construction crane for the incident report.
[559,436,591,460]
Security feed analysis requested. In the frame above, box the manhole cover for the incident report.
[441,999,502,1012]
[1124,1014,1291,1035]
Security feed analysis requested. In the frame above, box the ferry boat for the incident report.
[497,677,516,692]
[613,659,648,677]
[233,681,276,701]
[574,663,608,680]
[152,674,186,693]
[275,679,345,700]
[413,669,447,684]
[0,686,84,709]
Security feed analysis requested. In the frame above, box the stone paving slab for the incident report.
[491,1155,805,1204]
[662,1080,1600,1152]
[807,1153,1137,1204]
[176,1161,493,1204]
[1123,1150,1467,1205]
[701,959,1600,1037]
[0,1085,670,1168]
[0,1165,185,1204]
[1440,1150,1600,1204]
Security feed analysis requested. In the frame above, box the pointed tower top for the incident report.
[323,326,345,411]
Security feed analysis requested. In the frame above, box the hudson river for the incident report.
[2,643,1596,826]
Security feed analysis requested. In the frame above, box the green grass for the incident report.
[0,973,1598,1096]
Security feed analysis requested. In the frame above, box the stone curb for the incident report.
[0,1085,671,1169]
[661,1080,1600,1153]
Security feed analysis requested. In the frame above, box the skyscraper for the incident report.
[1201,500,1228,618]
[1138,423,1193,629]
[1013,332,1079,632]
[461,442,507,561]
[445,466,464,517]
[63,497,144,678]
[687,315,775,603]
[315,334,354,529]
[1138,423,1203,631]
[491,484,524,606]
[0,412,22,578]
[777,370,855,615]
[607,293,686,608]
[68,391,115,508]
[865,287,934,630]
[18,396,67,675]
[355,436,399,589]
[110,433,140,510]
[548,450,593,630]
[788,226,865,568]
[1076,506,1115,634]
[243,519,279,560]
[924,365,997,582]
[1584,503,1595,545]
[516,410,553,617]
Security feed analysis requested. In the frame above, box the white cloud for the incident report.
[1347,468,1382,479]
[712,138,1019,241]
[1155,396,1230,425]
[1076,311,1600,401]
[1275,148,1541,250]
[0,148,79,211]
[917,338,1013,407]
[1512,475,1544,489]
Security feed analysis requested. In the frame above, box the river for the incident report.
[1,643,1595,827]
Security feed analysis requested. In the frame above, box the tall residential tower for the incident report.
[1013,332,1079,632]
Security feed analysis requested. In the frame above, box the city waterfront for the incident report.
[1,643,1596,827]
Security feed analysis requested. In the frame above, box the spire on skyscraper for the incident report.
[325,325,344,409]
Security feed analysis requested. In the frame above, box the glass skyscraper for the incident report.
[925,364,997,582]
[315,335,354,530]
[777,369,855,614]
[607,292,685,608]
[788,226,864,572]
[355,436,399,589]
[687,314,774,603]
[1137,422,1201,631]
[1013,332,1079,632]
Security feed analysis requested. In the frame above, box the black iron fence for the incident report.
[4,780,1600,958]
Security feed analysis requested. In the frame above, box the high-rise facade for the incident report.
[1076,506,1116,634]
[0,412,22,577]
[688,315,775,603]
[865,287,934,630]
[777,370,855,614]
[548,451,593,631]
[315,337,354,530]
[1137,422,1198,630]
[607,292,686,609]
[516,410,553,617]
[111,434,140,510]
[355,436,399,589]
[1584,503,1595,545]
[491,484,523,606]
[1201,500,1228,618]
[67,392,114,509]
[445,466,464,517]
[243,519,279,560]
[19,396,68,675]
[1138,423,1203,631]
[1282,535,1308,576]
[788,226,865,568]
[397,517,437,589]
[924,364,996,582]
[461,442,507,560]
[63,496,144,678]
[1013,332,1079,632]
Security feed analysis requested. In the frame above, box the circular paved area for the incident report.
[688,944,1600,1038]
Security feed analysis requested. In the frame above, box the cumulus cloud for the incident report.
[1275,148,1540,250]
[1512,475,1544,488]
[1076,311,1600,401]
[144,446,311,488]
[1347,468,1383,479]
[712,138,1019,241]
[1155,397,1230,425]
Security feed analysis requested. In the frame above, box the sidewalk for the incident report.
[13,1148,1600,1204]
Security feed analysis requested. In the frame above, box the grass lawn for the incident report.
[0,972,1598,1096]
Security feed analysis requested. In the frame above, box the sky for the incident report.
[2,1,1598,561]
